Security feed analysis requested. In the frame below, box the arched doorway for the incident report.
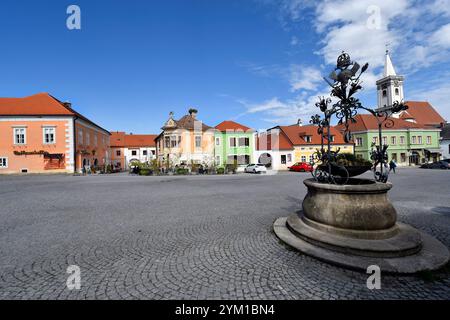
[259,153,272,169]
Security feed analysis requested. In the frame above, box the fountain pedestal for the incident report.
[274,179,449,273]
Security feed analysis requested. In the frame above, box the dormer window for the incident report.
[329,135,335,142]
[303,135,312,143]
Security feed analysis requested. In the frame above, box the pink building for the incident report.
[0,93,111,174]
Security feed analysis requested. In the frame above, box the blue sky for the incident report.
[1,0,449,133]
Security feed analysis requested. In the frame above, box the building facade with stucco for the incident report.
[0,93,110,174]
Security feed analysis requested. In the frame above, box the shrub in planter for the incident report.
[318,153,372,178]
[216,167,225,175]
[176,168,189,175]
[139,169,152,176]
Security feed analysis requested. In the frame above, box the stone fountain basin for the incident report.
[302,178,397,236]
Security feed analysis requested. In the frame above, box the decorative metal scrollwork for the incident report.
[310,52,408,184]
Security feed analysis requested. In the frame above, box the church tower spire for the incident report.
[376,50,404,109]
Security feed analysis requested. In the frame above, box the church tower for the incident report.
[376,50,404,109]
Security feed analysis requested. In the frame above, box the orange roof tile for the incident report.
[403,101,445,127]
[278,125,347,145]
[124,134,157,148]
[110,132,157,148]
[339,114,421,132]
[0,93,110,134]
[215,120,252,132]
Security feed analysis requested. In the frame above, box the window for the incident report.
[400,136,405,145]
[14,128,26,144]
[143,150,148,156]
[426,136,431,145]
[281,155,287,164]
[215,137,221,146]
[395,88,399,95]
[164,136,170,148]
[309,155,314,163]
[372,137,378,145]
[301,156,307,162]
[412,136,417,144]
[170,136,179,148]
[94,135,98,146]
[78,129,83,145]
[382,90,387,97]
[131,150,137,156]
[43,127,56,144]
[195,136,202,148]
[401,153,406,163]
[287,154,292,162]
[215,156,221,165]
[392,153,397,161]
[86,132,90,145]
[329,135,335,142]
[391,136,396,145]
[355,137,363,146]
[116,150,121,156]
[382,136,387,145]
[237,155,250,165]
[238,137,250,147]
[303,136,312,143]
[229,137,236,147]
[151,150,156,155]
[0,157,7,168]
[418,136,422,144]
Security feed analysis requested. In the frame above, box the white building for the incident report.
[110,132,157,170]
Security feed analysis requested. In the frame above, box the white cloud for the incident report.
[430,23,450,48]
[240,92,329,125]
[247,0,450,123]
[289,65,323,91]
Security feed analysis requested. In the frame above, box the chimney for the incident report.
[63,101,72,109]
[297,118,302,126]
[189,108,198,119]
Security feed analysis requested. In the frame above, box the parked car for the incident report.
[420,161,450,169]
[288,162,313,172]
[244,163,267,174]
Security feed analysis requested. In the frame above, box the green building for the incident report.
[214,121,254,167]
[349,114,441,165]
[347,51,445,166]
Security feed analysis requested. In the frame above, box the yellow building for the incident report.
[155,109,215,166]
[256,124,354,170]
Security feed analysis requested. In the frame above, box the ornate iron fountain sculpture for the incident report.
[310,52,408,184]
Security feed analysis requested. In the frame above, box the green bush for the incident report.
[336,153,372,166]
[139,169,152,176]
[176,168,189,175]
[216,167,225,174]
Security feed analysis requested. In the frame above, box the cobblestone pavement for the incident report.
[0,168,449,300]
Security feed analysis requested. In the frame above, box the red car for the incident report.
[288,162,313,172]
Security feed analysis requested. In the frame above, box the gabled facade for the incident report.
[0,93,110,174]
[256,123,353,171]
[110,132,157,170]
[214,120,254,167]
[155,109,215,166]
